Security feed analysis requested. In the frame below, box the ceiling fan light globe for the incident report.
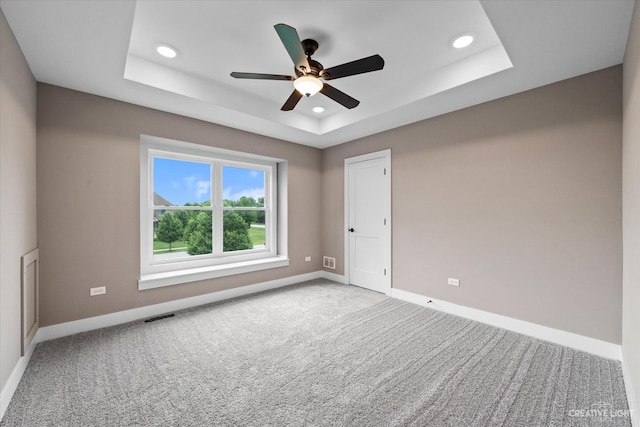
[294,76,323,97]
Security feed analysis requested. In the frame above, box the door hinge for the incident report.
[384,268,387,275]
[384,218,387,225]
[383,168,387,175]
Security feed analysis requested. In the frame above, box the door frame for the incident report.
[344,149,391,294]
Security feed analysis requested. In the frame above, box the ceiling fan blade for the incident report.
[281,90,303,111]
[230,72,294,81]
[322,54,385,80]
[320,83,360,109]
[274,23,311,73]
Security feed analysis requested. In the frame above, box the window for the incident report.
[139,135,288,290]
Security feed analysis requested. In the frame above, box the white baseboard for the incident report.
[39,271,323,342]
[390,287,622,361]
[320,270,348,284]
[0,329,40,421]
[621,348,639,427]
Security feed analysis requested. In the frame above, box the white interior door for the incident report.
[345,150,391,294]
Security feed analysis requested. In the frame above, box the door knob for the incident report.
[348,228,355,232]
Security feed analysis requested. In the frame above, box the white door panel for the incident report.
[346,150,390,294]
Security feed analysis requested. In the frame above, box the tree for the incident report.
[223,211,252,252]
[181,205,253,254]
[236,196,258,226]
[184,211,212,255]
[237,196,256,206]
[173,210,190,229]
[156,212,183,251]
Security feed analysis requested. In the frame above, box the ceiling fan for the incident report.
[230,24,384,111]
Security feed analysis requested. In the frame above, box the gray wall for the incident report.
[0,9,37,393]
[622,0,640,416]
[36,84,322,326]
[323,66,623,344]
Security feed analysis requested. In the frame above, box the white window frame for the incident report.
[139,135,289,290]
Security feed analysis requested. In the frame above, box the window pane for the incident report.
[153,209,212,260]
[222,166,265,206]
[154,158,211,206]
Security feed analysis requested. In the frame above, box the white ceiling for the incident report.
[0,0,634,149]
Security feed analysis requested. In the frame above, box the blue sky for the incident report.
[153,158,264,206]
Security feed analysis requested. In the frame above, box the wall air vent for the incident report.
[323,256,336,269]
[144,313,175,323]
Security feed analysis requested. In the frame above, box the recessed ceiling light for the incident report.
[452,34,474,49]
[313,106,325,113]
[156,44,177,58]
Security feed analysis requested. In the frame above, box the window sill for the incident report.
[138,256,290,290]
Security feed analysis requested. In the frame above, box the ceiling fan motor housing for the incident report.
[296,39,324,77]
[296,59,324,78]
[301,39,319,56]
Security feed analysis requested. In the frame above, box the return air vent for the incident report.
[144,313,175,323]
[323,256,336,269]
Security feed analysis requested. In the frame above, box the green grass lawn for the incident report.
[153,240,186,252]
[249,226,265,246]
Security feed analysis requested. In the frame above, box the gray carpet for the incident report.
[1,280,631,426]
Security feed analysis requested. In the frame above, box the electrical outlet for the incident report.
[305,256,311,262]
[448,278,460,287]
[90,286,106,296]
